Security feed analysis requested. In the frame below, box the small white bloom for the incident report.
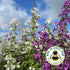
[11,65,15,70]
[31,10,35,14]
[42,51,46,53]
[17,65,20,68]
[33,68,35,70]
[9,28,13,31]
[12,58,16,63]
[27,46,32,49]
[15,45,19,48]
[16,22,20,26]
[34,7,38,12]
[45,30,49,33]
[5,54,12,60]
[25,20,31,26]
[25,41,30,45]
[16,62,20,68]
[9,18,18,25]
[26,27,30,32]
[64,42,68,46]
[35,45,38,48]
[30,42,32,46]
[54,34,59,40]
[35,23,40,27]
[38,37,41,40]
[5,65,7,67]
[6,67,10,70]
[7,60,9,64]
[37,15,41,19]
[39,45,43,49]
[23,33,27,35]
[8,41,11,45]
[29,67,32,70]
[21,51,27,54]
[8,36,12,39]
[45,18,54,25]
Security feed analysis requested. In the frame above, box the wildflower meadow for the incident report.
[0,0,70,70]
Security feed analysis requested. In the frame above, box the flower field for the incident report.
[0,0,70,70]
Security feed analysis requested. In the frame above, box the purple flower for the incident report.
[42,62,52,70]
[33,41,39,46]
[63,62,69,70]
[34,53,41,60]
[55,22,60,26]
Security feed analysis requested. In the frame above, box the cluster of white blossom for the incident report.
[29,66,35,70]
[9,18,20,26]
[45,18,54,25]
[5,54,20,70]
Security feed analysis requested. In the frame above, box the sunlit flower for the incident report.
[9,27,13,31]
[39,45,43,49]
[45,18,54,25]
[34,7,38,12]
[25,20,31,26]
[37,15,40,17]
[29,66,32,70]
[35,22,40,27]
[31,10,35,14]
[33,68,35,70]
[25,41,30,45]
[9,18,20,26]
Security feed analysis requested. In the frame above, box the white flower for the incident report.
[29,67,32,70]
[23,33,27,35]
[8,41,11,45]
[64,42,68,46]
[35,45,38,48]
[26,27,30,32]
[45,30,49,33]
[39,45,43,49]
[16,62,20,68]
[23,27,30,33]
[42,51,46,53]
[45,18,54,25]
[25,41,30,45]
[15,44,19,48]
[11,58,16,63]
[33,68,35,70]
[9,18,18,25]
[31,10,35,14]
[9,28,13,31]
[21,51,27,54]
[27,46,32,49]
[17,65,20,68]
[6,67,10,70]
[7,60,9,64]
[11,64,15,70]
[16,23,20,26]
[5,65,7,67]
[25,20,31,26]
[8,35,12,38]
[37,15,41,19]
[34,7,38,12]
[9,18,20,26]
[5,54,12,60]
[35,23,40,27]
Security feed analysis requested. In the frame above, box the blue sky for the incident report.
[0,0,70,36]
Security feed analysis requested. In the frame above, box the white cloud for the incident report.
[0,0,31,30]
[37,0,65,20]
